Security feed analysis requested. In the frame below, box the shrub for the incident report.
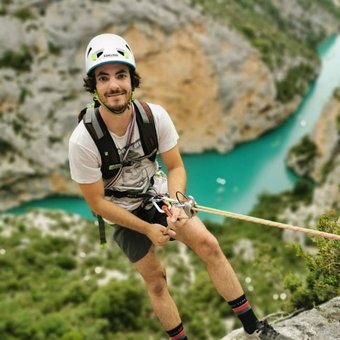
[35,312,70,338]
[14,7,35,21]
[334,87,340,101]
[48,41,62,56]
[55,255,77,270]
[0,140,15,154]
[0,46,33,72]
[288,135,318,170]
[89,279,147,332]
[291,178,313,203]
[276,64,316,103]
[284,211,340,311]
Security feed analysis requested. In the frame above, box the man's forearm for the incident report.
[92,198,152,235]
[167,166,187,199]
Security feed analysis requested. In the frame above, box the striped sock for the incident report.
[166,322,188,340]
[228,294,258,334]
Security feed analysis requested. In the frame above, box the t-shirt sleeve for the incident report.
[148,103,179,153]
[68,125,102,184]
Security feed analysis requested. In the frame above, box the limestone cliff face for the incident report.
[0,0,338,209]
[283,92,340,236]
[311,93,340,182]
[132,23,289,153]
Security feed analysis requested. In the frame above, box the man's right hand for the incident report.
[147,224,176,246]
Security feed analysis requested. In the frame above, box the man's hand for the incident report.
[146,223,176,246]
[166,206,189,231]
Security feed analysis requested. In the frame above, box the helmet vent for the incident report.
[97,51,103,58]
[86,47,92,57]
[117,49,125,57]
[125,44,131,51]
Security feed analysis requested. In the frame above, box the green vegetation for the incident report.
[13,7,36,21]
[0,139,15,154]
[2,176,336,339]
[320,159,335,183]
[0,45,33,72]
[334,88,340,133]
[48,42,62,56]
[334,87,340,101]
[284,212,340,311]
[19,87,32,104]
[276,64,315,103]
[48,136,63,144]
[0,212,162,340]
[287,135,318,171]
[317,0,340,19]
[0,0,10,15]
[190,0,319,64]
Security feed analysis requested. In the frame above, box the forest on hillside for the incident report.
[1,185,339,339]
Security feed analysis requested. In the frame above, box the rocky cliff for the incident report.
[283,90,340,240]
[0,0,339,209]
[223,296,340,340]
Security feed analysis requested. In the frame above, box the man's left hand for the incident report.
[166,206,189,231]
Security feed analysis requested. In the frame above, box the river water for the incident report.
[7,35,340,221]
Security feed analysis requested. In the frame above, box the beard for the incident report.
[102,90,132,114]
[107,102,130,114]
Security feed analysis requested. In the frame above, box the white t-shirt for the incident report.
[68,102,179,211]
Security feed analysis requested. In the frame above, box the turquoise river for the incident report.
[7,35,340,222]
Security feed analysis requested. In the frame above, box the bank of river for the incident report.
[7,35,340,222]
[184,34,340,220]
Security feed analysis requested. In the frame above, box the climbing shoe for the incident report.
[244,320,292,340]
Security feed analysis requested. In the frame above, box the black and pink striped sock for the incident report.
[166,322,188,340]
[228,294,258,334]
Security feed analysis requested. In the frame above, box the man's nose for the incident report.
[109,78,120,90]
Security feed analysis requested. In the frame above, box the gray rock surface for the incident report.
[222,296,340,340]
[0,0,339,210]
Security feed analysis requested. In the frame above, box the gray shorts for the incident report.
[113,205,168,263]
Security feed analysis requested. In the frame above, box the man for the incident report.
[68,33,290,340]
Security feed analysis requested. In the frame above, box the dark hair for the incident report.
[83,67,141,93]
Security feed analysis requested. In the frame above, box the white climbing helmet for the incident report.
[85,33,136,75]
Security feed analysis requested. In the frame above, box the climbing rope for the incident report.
[192,204,340,241]
[151,193,340,241]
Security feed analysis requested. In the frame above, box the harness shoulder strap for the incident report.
[82,107,120,179]
[133,99,158,162]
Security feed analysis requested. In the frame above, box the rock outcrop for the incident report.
[223,296,340,340]
[0,0,339,209]
[282,91,340,239]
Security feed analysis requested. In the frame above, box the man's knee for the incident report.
[144,267,168,296]
[197,235,222,262]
